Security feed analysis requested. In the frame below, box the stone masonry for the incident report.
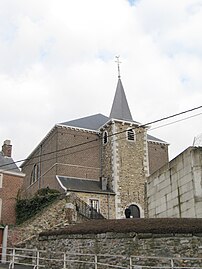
[102,120,147,218]
[7,194,89,247]
[147,146,202,218]
[76,191,116,219]
[20,219,202,269]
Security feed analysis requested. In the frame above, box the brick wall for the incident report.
[21,126,101,197]
[0,172,24,225]
[147,141,169,175]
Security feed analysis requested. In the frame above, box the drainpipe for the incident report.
[1,225,8,264]
[99,132,103,179]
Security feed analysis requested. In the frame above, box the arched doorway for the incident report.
[129,204,140,218]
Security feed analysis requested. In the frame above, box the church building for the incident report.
[21,76,168,219]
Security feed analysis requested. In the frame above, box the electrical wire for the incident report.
[150,112,202,131]
[0,105,202,171]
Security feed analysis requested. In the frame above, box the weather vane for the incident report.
[115,56,122,78]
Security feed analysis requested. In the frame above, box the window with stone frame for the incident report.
[89,199,100,212]
[127,128,135,141]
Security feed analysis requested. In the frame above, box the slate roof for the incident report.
[60,114,166,144]
[110,78,133,121]
[60,113,109,131]
[147,134,168,144]
[0,152,21,173]
[57,176,114,194]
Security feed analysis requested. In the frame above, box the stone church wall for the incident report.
[101,121,147,218]
[76,191,116,219]
[147,147,202,218]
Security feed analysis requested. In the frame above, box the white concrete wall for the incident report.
[147,147,202,218]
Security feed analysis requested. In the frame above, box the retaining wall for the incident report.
[20,219,202,268]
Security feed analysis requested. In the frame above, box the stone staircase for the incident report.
[8,193,104,247]
[73,194,105,220]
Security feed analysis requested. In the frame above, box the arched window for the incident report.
[129,204,140,218]
[127,129,135,141]
[103,131,108,145]
[30,164,39,185]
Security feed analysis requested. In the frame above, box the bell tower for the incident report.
[101,66,148,219]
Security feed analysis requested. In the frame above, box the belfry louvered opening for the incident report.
[127,129,135,141]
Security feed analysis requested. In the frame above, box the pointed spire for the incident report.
[110,78,133,121]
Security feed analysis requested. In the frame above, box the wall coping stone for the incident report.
[39,218,202,238]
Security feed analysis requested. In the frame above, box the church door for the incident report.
[129,204,140,218]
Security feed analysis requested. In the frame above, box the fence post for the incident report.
[36,251,40,269]
[9,248,15,269]
[171,258,174,269]
[63,252,66,269]
[129,256,132,269]
[94,254,98,269]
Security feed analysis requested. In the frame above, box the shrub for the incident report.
[16,188,60,225]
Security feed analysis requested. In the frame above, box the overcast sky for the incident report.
[1,0,202,165]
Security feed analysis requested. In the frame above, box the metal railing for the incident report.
[74,195,105,219]
[1,247,45,268]
[1,247,202,269]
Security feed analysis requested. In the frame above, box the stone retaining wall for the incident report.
[19,219,202,269]
[8,195,87,247]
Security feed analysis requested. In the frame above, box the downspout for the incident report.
[99,132,103,179]
[1,225,8,264]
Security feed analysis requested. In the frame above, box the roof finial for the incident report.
[115,56,121,79]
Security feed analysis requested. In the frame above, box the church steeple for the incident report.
[109,78,133,121]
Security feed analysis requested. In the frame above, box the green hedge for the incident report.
[16,188,60,225]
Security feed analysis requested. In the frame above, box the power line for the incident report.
[140,105,202,127]
[3,110,202,172]
[0,105,202,170]
[16,109,202,170]
[150,112,202,131]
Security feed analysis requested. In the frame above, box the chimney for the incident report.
[100,177,108,191]
[2,140,12,157]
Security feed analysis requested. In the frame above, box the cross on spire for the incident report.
[115,56,121,79]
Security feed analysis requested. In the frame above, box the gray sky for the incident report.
[0,0,202,164]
